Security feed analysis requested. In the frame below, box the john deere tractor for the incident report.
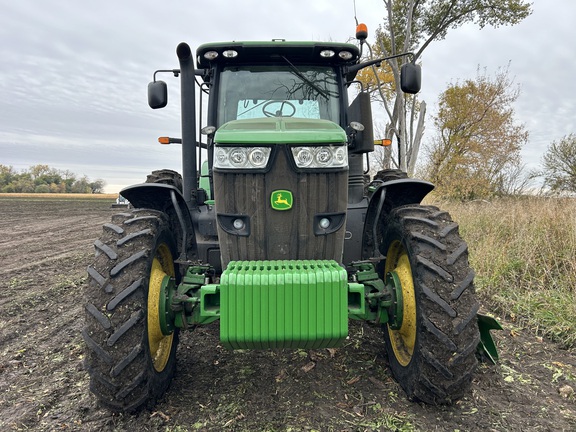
[83,29,496,411]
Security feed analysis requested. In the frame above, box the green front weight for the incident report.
[220,260,348,349]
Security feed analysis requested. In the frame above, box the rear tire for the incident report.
[380,205,480,404]
[83,209,179,411]
[366,169,409,197]
[373,169,408,182]
[146,169,183,191]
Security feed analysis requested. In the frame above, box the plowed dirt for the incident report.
[0,197,574,431]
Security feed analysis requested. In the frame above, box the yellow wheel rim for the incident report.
[147,243,175,372]
[385,240,417,367]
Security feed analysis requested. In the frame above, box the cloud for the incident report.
[0,0,574,192]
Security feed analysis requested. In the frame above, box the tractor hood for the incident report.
[214,117,347,145]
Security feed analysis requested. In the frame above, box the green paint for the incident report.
[271,190,293,211]
[219,260,348,349]
[477,313,503,363]
[214,117,346,145]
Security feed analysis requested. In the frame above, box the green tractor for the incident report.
[83,30,497,412]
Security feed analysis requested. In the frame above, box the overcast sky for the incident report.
[1,0,574,193]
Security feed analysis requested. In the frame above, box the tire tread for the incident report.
[381,204,480,405]
[83,208,178,412]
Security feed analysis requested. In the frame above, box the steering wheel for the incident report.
[262,100,297,117]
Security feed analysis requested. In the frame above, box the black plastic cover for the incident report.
[148,80,168,109]
[400,63,421,94]
[347,92,374,154]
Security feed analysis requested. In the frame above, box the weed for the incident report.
[544,362,576,383]
[501,365,532,385]
[8,277,34,289]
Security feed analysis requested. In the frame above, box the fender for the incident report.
[121,182,187,211]
[120,183,198,262]
[361,179,434,260]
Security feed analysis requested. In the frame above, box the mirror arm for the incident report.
[345,52,415,76]
[153,69,181,81]
[152,68,210,82]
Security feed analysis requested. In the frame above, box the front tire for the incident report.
[83,209,179,411]
[380,205,480,404]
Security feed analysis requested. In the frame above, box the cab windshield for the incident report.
[216,65,340,126]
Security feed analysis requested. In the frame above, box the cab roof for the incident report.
[196,40,361,69]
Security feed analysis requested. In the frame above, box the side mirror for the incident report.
[346,92,374,154]
[400,63,421,94]
[148,80,168,109]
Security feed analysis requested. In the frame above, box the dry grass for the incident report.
[440,197,576,347]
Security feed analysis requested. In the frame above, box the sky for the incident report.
[1,0,574,193]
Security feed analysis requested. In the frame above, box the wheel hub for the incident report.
[148,246,176,372]
[385,271,404,330]
[157,272,176,336]
[385,241,417,367]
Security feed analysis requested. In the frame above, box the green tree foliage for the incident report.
[424,67,529,200]
[359,0,532,175]
[0,164,106,194]
[540,134,576,194]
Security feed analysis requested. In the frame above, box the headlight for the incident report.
[291,145,348,169]
[214,146,272,169]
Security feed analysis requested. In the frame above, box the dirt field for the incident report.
[0,197,575,431]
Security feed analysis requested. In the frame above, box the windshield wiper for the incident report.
[280,55,329,100]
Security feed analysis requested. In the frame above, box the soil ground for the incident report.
[0,197,574,431]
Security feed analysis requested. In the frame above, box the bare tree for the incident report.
[358,0,532,175]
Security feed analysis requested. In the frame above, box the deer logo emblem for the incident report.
[271,190,293,211]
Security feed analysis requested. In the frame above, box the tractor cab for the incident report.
[196,41,359,128]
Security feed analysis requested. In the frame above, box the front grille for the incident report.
[213,147,348,267]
